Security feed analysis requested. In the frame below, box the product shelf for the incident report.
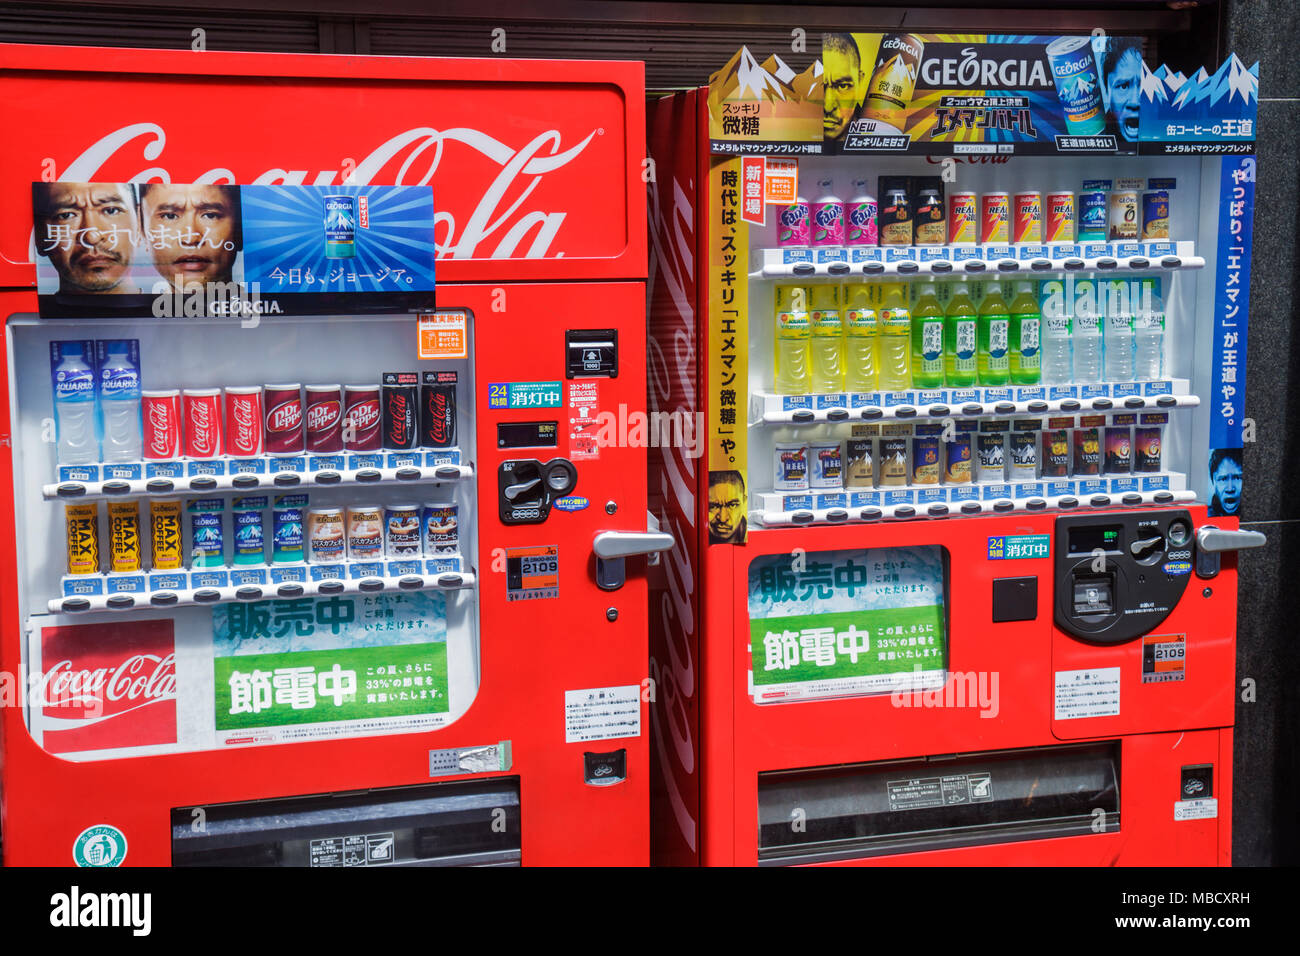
[49,566,478,615]
[751,482,1192,528]
[43,460,474,502]
[752,380,1194,425]
[755,240,1203,279]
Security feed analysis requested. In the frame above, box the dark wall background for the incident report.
[1222,0,1299,867]
[0,0,1292,864]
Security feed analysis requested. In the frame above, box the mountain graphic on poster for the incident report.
[707,45,823,147]
[1140,53,1258,142]
[791,59,823,103]
[709,45,797,103]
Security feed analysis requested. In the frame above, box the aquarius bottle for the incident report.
[809,284,845,393]
[877,282,912,390]
[774,283,811,394]
[844,283,878,392]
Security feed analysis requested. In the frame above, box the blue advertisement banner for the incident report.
[1207,155,1254,518]
[32,182,437,318]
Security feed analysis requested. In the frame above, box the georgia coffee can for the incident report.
[304,384,344,453]
[263,383,305,455]
[142,388,182,459]
[182,388,223,459]
[421,371,457,448]
[382,372,419,450]
[224,386,263,457]
[343,384,382,451]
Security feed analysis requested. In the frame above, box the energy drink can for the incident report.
[1108,190,1139,241]
[107,500,142,573]
[422,504,459,554]
[844,439,874,488]
[809,440,844,490]
[880,189,912,245]
[863,34,925,125]
[981,193,1010,244]
[1135,426,1163,472]
[1013,192,1043,244]
[1072,427,1101,475]
[65,502,99,575]
[272,495,307,563]
[1045,36,1106,135]
[1142,191,1170,240]
[945,434,972,484]
[1041,429,1071,478]
[1104,426,1132,474]
[912,435,940,485]
[914,188,946,245]
[324,194,356,259]
[774,442,810,491]
[346,505,384,560]
[188,498,225,568]
[1078,190,1109,241]
[232,496,267,565]
[1045,192,1075,243]
[307,507,346,564]
[150,499,183,570]
[385,504,422,557]
[948,192,978,245]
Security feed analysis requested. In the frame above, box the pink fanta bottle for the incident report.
[847,179,878,245]
[777,196,811,247]
[811,179,845,247]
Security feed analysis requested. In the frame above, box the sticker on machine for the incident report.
[1054,667,1121,720]
[887,773,993,812]
[564,685,641,743]
[1142,633,1186,683]
[505,545,559,601]
[309,832,396,867]
[1174,798,1218,821]
[417,310,468,359]
[568,381,600,460]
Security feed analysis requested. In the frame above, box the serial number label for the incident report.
[1143,633,1186,683]
[506,545,559,601]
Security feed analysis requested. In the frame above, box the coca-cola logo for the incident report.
[231,399,259,443]
[387,393,412,442]
[267,400,302,433]
[307,400,342,432]
[146,404,173,455]
[427,393,452,443]
[346,399,380,429]
[188,402,217,456]
[37,654,177,711]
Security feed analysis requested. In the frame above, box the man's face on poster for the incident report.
[38,183,136,293]
[708,478,745,541]
[1107,49,1143,142]
[824,46,863,139]
[1213,457,1243,514]
[143,184,238,290]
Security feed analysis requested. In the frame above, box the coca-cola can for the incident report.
[224,386,263,457]
[182,388,223,459]
[142,389,182,459]
[263,383,304,455]
[305,384,344,453]
[343,384,382,451]
[421,371,457,448]
[382,372,419,451]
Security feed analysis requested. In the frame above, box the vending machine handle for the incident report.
[1194,525,1266,579]
[592,529,675,591]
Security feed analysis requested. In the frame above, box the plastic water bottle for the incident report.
[53,343,99,465]
[1134,277,1165,380]
[1039,279,1073,384]
[1072,278,1103,383]
[99,342,142,462]
[1103,279,1134,382]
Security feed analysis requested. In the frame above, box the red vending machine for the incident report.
[649,34,1262,866]
[0,44,660,866]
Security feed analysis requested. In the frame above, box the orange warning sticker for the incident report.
[418,310,468,360]
[1142,632,1186,683]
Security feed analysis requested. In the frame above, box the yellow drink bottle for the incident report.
[877,282,912,390]
[844,282,878,392]
[774,283,811,394]
[808,284,845,393]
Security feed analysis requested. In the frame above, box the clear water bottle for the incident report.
[99,342,142,462]
[53,342,99,465]
[1102,279,1135,382]
[1039,279,1073,384]
[1134,277,1165,380]
[1072,278,1103,384]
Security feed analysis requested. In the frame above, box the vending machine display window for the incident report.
[746,544,949,704]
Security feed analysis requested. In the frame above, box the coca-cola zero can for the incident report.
[382,372,419,450]
[304,384,344,453]
[224,386,263,457]
[263,383,304,455]
[182,388,222,459]
[421,371,457,448]
[142,389,182,459]
[343,384,382,451]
